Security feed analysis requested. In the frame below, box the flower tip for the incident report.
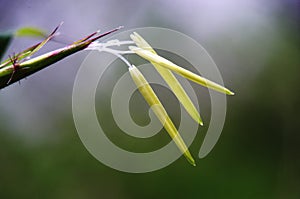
[130,34,135,41]
[130,32,141,44]
[117,26,124,30]
[227,90,235,95]
[199,120,204,126]
[133,32,142,39]
[184,151,196,166]
[188,158,196,166]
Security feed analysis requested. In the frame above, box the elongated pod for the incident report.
[130,32,203,125]
[129,65,196,166]
[129,46,234,95]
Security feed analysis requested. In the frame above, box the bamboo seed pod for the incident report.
[129,65,196,166]
[130,32,203,125]
[129,46,235,95]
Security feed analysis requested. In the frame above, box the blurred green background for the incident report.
[0,0,299,198]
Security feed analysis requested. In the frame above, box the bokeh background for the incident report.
[0,0,299,198]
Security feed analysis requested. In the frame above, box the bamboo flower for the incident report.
[129,46,235,95]
[129,64,196,166]
[1,26,234,166]
[130,32,203,125]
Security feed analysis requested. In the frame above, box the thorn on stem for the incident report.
[7,54,20,85]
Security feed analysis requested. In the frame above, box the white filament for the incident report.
[86,40,136,68]
[87,40,136,68]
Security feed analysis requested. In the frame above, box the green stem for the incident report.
[0,27,121,89]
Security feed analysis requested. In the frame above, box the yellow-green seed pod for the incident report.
[129,65,196,166]
[129,46,235,95]
[130,32,203,125]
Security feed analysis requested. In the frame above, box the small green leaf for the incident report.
[1,24,61,68]
[15,27,46,38]
[1,26,47,62]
